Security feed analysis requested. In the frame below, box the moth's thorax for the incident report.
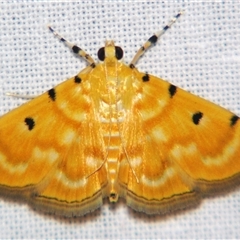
[93,56,127,104]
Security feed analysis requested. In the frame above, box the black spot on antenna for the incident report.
[142,73,150,82]
[48,88,56,101]
[176,12,182,18]
[48,26,54,33]
[129,63,135,69]
[163,25,170,31]
[230,115,239,126]
[91,63,96,68]
[148,35,158,44]
[24,117,35,131]
[169,84,177,98]
[192,112,203,125]
[74,75,82,83]
[72,45,81,54]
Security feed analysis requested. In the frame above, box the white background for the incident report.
[0,1,240,239]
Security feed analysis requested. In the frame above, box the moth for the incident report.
[0,12,240,217]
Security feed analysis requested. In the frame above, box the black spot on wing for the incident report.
[48,88,56,101]
[142,73,149,82]
[24,117,35,130]
[169,84,177,98]
[192,112,203,125]
[74,75,82,83]
[230,115,239,126]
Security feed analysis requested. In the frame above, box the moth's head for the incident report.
[97,40,123,62]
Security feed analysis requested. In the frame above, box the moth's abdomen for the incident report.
[99,99,126,202]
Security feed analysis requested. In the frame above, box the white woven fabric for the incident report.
[0,2,240,239]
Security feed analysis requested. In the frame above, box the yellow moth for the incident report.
[0,12,240,217]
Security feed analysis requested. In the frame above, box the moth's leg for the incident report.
[5,92,36,99]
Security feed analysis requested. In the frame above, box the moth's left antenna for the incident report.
[48,25,96,67]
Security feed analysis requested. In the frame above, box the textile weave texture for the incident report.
[0,2,240,239]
